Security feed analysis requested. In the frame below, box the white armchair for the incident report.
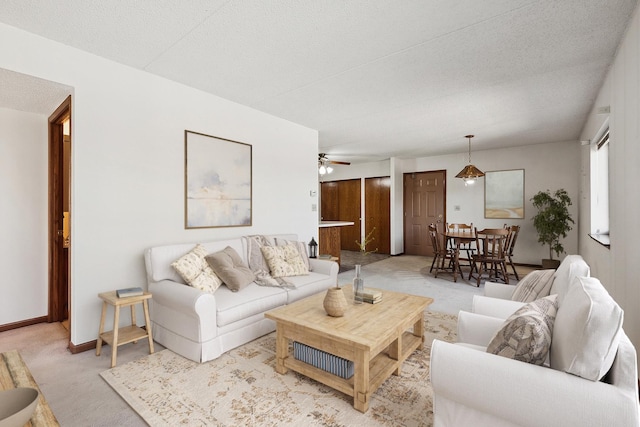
[430,272,640,427]
[472,254,590,320]
[431,330,639,427]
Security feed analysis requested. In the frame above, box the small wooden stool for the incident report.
[96,291,154,368]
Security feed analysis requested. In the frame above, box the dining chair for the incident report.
[446,223,475,268]
[468,227,510,287]
[428,224,457,278]
[504,225,521,280]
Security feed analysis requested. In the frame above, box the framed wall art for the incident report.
[185,130,252,228]
[484,169,525,219]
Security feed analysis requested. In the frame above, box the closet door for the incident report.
[365,177,390,254]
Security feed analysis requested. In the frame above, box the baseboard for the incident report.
[0,316,48,333]
[68,339,97,354]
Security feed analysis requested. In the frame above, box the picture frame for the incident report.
[184,130,252,228]
[484,169,525,219]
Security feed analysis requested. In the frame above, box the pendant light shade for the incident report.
[455,134,484,185]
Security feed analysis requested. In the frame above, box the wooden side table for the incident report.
[96,291,154,368]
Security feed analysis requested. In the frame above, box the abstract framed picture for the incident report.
[185,130,252,228]
[484,169,525,219]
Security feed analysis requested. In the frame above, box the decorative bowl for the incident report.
[0,387,39,427]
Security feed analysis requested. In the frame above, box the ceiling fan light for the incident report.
[326,165,333,174]
[318,165,327,175]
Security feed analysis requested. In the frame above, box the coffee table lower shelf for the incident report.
[282,331,422,403]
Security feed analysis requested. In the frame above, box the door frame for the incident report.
[48,96,71,325]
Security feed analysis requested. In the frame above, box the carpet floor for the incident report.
[101,312,457,427]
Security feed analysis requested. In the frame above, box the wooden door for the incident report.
[338,179,361,251]
[320,181,339,220]
[365,177,390,254]
[48,96,71,324]
[404,171,446,256]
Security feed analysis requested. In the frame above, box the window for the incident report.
[590,126,610,247]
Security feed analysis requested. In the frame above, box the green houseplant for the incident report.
[531,189,574,268]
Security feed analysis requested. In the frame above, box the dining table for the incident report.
[443,229,476,282]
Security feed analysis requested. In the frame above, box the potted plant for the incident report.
[531,189,574,269]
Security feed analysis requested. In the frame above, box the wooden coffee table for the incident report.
[264,286,433,412]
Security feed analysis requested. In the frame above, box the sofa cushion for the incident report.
[206,246,256,292]
[171,244,223,293]
[511,269,555,302]
[550,276,623,381]
[261,244,309,278]
[487,295,558,365]
[549,255,590,303]
[214,283,287,327]
[275,237,312,271]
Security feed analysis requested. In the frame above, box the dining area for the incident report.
[428,223,520,286]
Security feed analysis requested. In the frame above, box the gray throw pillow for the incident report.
[487,294,558,365]
[205,246,256,292]
[511,269,556,302]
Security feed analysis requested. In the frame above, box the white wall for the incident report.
[579,5,640,361]
[0,24,319,345]
[327,142,580,264]
[0,108,48,324]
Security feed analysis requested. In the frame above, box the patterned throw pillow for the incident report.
[275,238,312,271]
[205,246,256,292]
[260,244,309,278]
[511,269,556,302]
[487,295,558,365]
[171,244,223,293]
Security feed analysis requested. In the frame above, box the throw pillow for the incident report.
[549,255,590,304]
[275,238,312,271]
[486,294,558,365]
[550,276,623,381]
[261,244,309,278]
[511,269,556,302]
[171,244,223,293]
[205,246,256,292]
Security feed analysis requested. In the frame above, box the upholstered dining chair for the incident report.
[428,224,457,278]
[468,228,510,287]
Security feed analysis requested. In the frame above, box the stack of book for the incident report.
[116,287,144,298]
[356,288,383,304]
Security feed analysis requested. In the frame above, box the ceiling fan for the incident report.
[318,153,350,175]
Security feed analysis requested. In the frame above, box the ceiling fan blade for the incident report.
[328,160,350,165]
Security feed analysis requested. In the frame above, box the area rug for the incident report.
[101,311,457,427]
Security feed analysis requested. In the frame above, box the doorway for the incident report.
[48,96,71,334]
[403,170,446,256]
[364,176,391,254]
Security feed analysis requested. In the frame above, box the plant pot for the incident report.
[542,259,561,269]
[323,287,348,317]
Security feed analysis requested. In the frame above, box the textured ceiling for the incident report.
[0,0,636,162]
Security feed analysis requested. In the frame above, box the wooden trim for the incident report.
[0,316,48,333]
[68,339,97,354]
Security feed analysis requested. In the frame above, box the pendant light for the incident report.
[455,134,484,186]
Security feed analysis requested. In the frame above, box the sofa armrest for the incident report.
[149,280,217,333]
[457,311,505,347]
[430,340,640,427]
[484,281,516,300]
[472,295,524,319]
[309,259,339,282]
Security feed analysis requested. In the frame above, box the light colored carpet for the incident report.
[101,312,457,427]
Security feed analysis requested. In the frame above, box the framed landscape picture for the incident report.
[185,130,252,228]
[485,169,524,219]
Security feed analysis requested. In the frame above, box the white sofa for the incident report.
[144,234,338,363]
[430,256,640,427]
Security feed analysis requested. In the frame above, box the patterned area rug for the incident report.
[101,311,457,426]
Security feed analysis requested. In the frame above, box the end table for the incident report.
[96,290,154,368]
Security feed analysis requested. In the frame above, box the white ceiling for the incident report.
[0,0,636,162]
